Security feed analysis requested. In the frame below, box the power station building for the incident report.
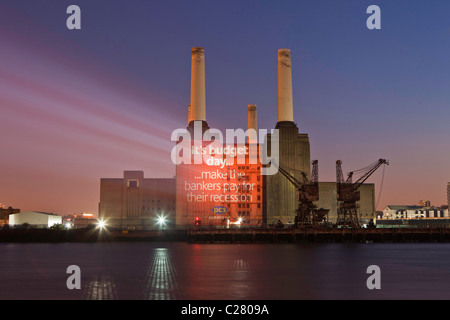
[262,49,312,225]
[99,47,376,228]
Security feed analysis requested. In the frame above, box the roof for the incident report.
[385,205,424,211]
[11,211,59,216]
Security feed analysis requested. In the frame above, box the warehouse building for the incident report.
[99,171,176,229]
[9,211,62,228]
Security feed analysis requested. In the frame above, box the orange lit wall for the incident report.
[176,142,262,227]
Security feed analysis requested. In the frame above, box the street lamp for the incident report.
[97,220,106,229]
[156,215,166,230]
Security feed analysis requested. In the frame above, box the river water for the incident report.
[0,242,449,300]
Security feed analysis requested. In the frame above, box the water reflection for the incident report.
[233,259,250,270]
[229,258,250,299]
[2,243,450,300]
[83,275,118,300]
[143,248,177,300]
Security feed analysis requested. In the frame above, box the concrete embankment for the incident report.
[0,229,187,243]
[2,228,450,243]
[187,228,450,243]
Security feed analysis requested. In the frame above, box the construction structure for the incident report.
[316,182,375,225]
[275,160,328,227]
[336,159,388,228]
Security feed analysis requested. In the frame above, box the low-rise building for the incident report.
[64,213,97,228]
[381,205,448,220]
[99,171,176,229]
[9,211,62,228]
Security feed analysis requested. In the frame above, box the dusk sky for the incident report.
[0,0,449,215]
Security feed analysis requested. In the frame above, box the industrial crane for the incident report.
[336,159,389,228]
[275,160,328,227]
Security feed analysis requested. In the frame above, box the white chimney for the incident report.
[190,47,206,122]
[278,49,294,122]
[247,104,257,143]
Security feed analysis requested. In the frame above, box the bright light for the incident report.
[65,222,72,229]
[157,215,166,226]
[97,220,106,229]
[237,217,243,225]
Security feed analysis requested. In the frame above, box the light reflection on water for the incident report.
[143,248,177,300]
[1,243,450,299]
[83,275,118,300]
[229,259,250,299]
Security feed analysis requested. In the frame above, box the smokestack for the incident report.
[277,49,294,122]
[190,47,206,123]
[248,104,257,131]
[247,104,257,143]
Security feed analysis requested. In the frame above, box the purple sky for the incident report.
[0,0,449,215]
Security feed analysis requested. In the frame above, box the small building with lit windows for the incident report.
[381,205,448,220]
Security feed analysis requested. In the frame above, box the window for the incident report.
[128,180,138,187]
